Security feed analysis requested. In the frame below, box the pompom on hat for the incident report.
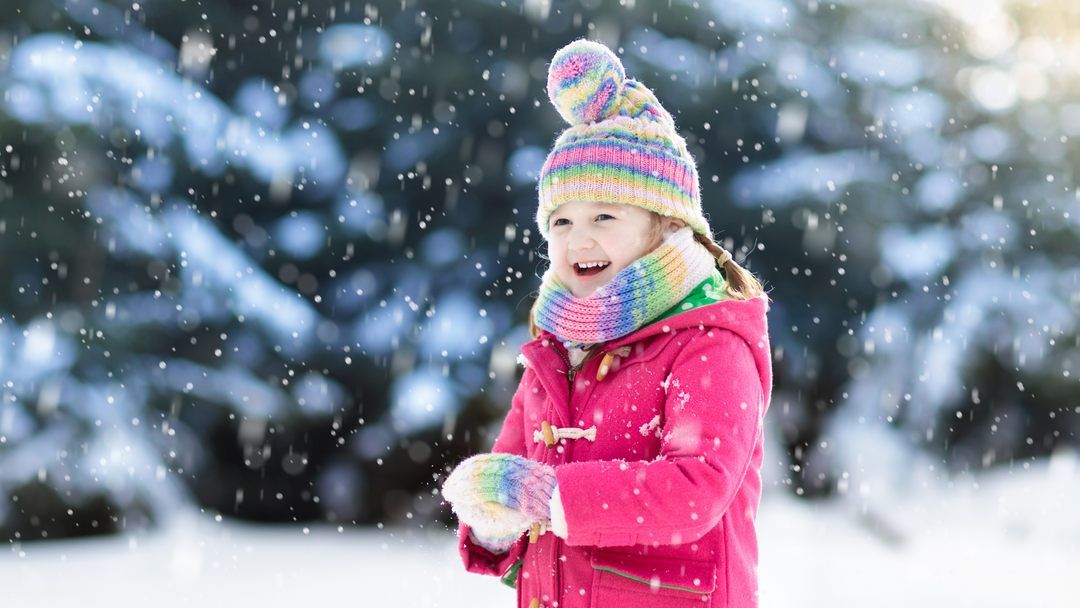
[537,39,709,239]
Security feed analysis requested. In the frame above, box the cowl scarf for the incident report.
[533,227,716,348]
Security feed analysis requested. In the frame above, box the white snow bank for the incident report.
[760,453,1080,607]
[1,515,514,608]
[3,457,1078,607]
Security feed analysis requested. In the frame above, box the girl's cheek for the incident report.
[551,259,575,285]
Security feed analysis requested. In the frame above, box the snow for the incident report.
[5,459,1078,607]
[1,515,515,607]
[760,462,1080,606]
[1,3,1079,604]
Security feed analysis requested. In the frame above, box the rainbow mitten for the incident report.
[442,453,557,552]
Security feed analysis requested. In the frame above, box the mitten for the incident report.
[458,502,530,553]
[442,453,557,552]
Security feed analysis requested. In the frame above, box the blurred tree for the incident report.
[0,0,1078,544]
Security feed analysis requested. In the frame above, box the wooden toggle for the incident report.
[596,346,631,381]
[596,352,616,381]
[541,420,555,448]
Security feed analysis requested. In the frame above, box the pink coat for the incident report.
[458,295,773,608]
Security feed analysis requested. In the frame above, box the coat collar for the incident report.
[534,295,769,354]
[520,337,574,427]
[521,295,771,419]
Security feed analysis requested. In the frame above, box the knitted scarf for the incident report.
[533,227,716,348]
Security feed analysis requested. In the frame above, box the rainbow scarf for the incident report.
[533,227,716,348]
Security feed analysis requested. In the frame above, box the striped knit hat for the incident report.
[537,39,709,239]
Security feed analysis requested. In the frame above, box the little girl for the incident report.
[442,40,772,608]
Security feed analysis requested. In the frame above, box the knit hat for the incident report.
[536,39,709,239]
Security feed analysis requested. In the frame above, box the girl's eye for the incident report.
[552,218,570,227]
[596,214,614,221]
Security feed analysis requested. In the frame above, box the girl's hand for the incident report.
[458,501,532,553]
[442,453,557,550]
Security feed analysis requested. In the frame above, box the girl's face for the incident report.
[547,200,658,298]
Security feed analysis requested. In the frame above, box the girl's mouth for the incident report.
[574,261,610,277]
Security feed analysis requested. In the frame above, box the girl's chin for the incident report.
[566,271,611,298]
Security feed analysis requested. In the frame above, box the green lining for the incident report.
[653,269,730,324]
[501,560,523,589]
[590,565,709,594]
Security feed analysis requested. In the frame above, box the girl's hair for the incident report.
[528,212,766,339]
[693,231,766,301]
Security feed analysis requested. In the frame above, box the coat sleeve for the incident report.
[491,368,532,458]
[456,368,532,575]
[457,521,529,577]
[553,328,765,547]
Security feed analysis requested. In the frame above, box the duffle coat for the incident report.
[458,295,773,608]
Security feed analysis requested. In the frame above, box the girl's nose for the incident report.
[567,227,596,251]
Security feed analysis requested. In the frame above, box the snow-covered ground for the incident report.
[3,458,1079,607]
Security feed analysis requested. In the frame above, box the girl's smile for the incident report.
[573,260,610,276]
[547,200,657,298]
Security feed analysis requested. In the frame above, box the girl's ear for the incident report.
[665,217,687,235]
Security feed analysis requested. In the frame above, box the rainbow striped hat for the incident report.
[537,39,709,239]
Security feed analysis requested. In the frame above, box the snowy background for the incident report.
[5,449,1079,606]
[2,0,1079,603]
